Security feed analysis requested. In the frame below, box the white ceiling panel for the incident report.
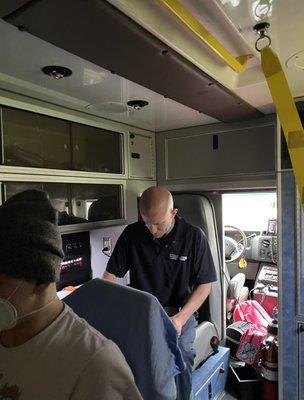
[0,19,218,131]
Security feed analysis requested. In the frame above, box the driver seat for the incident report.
[172,193,249,363]
[172,193,223,368]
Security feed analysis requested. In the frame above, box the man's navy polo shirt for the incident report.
[106,216,217,308]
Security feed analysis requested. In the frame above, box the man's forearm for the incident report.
[102,271,117,281]
[171,283,212,332]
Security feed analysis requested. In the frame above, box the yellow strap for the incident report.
[261,46,304,205]
[158,0,249,73]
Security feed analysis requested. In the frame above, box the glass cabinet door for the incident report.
[2,107,71,169]
[3,182,70,225]
[71,123,123,173]
[2,182,123,225]
[71,183,123,222]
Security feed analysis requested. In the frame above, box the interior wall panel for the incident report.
[156,116,276,188]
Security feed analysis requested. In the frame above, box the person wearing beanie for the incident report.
[0,190,142,400]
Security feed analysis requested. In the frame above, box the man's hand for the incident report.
[169,283,212,336]
[170,313,186,336]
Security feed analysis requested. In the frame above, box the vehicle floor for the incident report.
[220,382,239,400]
[220,392,239,400]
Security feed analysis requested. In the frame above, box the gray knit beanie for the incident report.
[0,189,64,282]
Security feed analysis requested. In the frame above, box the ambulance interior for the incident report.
[0,0,302,399]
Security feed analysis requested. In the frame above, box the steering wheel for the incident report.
[224,225,247,263]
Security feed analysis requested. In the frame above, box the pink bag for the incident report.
[236,324,267,365]
[233,300,272,328]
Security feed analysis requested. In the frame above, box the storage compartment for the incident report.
[2,181,124,226]
[129,133,154,179]
[192,346,230,400]
[228,364,261,400]
[165,125,275,180]
[3,181,69,215]
[71,183,123,222]
[71,122,123,173]
[2,107,71,169]
[1,106,124,175]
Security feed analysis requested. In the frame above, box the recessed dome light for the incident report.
[127,100,149,110]
[42,65,72,79]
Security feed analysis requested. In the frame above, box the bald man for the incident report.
[103,187,217,400]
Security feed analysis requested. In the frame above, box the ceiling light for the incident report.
[42,65,72,79]
[221,0,240,7]
[127,100,149,110]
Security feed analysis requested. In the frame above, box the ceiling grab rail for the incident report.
[254,22,304,206]
[158,0,251,73]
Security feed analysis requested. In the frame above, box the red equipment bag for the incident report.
[233,300,272,328]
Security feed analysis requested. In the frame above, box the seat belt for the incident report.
[255,23,304,206]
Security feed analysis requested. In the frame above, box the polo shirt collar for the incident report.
[142,215,187,245]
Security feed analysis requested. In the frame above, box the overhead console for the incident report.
[1,0,263,122]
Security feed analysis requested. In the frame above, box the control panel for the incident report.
[248,235,277,264]
[254,264,278,316]
[257,265,278,285]
[57,231,91,291]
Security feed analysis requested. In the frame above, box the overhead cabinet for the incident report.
[129,133,155,179]
[71,122,123,173]
[160,124,275,181]
[2,181,123,226]
[2,107,71,169]
[1,106,124,174]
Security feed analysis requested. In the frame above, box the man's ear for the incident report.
[172,208,178,218]
[33,282,51,295]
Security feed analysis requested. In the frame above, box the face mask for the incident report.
[0,281,56,332]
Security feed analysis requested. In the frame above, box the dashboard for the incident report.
[245,235,277,264]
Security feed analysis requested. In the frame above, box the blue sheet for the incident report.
[64,278,185,400]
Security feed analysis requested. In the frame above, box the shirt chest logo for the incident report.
[169,253,188,261]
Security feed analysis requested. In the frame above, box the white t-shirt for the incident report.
[0,304,143,400]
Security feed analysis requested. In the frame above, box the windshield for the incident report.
[222,192,277,232]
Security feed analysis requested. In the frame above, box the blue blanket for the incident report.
[64,278,185,400]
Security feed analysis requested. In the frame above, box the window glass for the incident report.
[222,192,277,232]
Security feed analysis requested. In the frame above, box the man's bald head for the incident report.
[140,186,173,215]
[139,187,177,238]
